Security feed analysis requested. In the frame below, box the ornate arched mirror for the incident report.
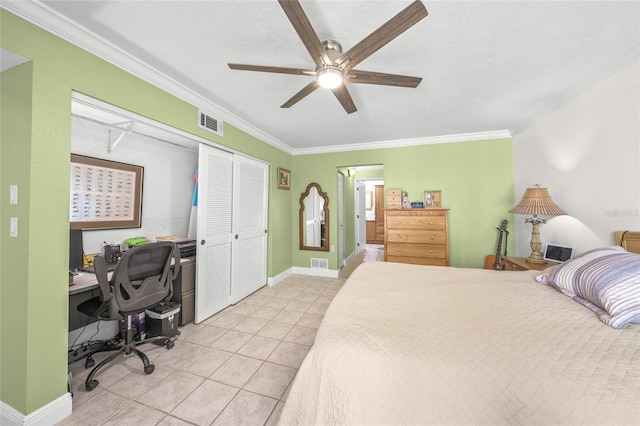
[299,182,329,251]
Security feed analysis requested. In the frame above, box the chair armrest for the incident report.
[93,256,113,302]
[171,247,181,281]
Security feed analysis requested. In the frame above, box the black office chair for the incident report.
[77,241,181,391]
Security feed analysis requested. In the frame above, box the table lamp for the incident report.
[509,185,567,264]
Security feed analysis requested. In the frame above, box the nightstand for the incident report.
[502,256,560,272]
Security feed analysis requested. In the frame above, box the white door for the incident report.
[356,181,367,253]
[231,155,268,303]
[338,172,344,266]
[195,145,234,323]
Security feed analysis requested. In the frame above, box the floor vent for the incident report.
[198,111,223,136]
[310,258,329,269]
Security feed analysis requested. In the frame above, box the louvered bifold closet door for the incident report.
[231,155,268,304]
[195,145,234,323]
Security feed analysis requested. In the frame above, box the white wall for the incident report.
[71,117,198,255]
[513,60,640,256]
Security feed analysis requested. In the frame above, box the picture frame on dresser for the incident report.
[424,190,442,207]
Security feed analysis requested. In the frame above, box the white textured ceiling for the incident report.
[6,1,640,152]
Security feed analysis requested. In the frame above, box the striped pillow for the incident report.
[536,246,640,328]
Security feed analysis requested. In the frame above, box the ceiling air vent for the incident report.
[198,111,223,136]
[310,258,329,269]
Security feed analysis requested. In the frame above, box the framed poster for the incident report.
[70,154,143,230]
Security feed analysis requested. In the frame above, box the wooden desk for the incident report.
[68,257,195,331]
[502,256,560,272]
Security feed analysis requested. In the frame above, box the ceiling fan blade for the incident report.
[336,0,427,72]
[228,63,315,76]
[278,0,331,67]
[331,85,357,114]
[347,70,422,88]
[281,80,320,108]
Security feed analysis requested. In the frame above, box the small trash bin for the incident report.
[145,301,181,342]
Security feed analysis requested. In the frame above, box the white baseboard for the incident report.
[1,393,72,426]
[291,266,339,278]
[344,249,357,266]
[267,267,293,286]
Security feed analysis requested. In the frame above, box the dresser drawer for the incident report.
[386,214,446,230]
[386,243,446,259]
[387,209,446,217]
[387,201,402,209]
[386,230,447,244]
[386,256,448,266]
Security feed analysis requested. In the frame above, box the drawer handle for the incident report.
[429,250,435,253]
[430,235,435,239]
[397,234,404,239]
[429,221,435,225]
[396,248,403,252]
[395,221,402,224]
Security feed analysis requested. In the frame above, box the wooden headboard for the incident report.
[615,231,640,254]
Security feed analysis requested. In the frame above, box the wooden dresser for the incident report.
[384,208,450,266]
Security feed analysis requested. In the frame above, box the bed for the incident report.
[279,241,640,425]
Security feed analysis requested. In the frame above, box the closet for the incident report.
[195,144,269,323]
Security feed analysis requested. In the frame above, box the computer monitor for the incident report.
[69,229,84,271]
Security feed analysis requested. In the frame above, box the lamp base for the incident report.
[525,252,547,264]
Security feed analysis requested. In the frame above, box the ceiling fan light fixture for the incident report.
[317,67,343,89]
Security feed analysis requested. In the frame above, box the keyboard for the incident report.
[80,262,119,273]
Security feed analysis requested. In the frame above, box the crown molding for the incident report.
[1,1,294,155]
[3,2,514,157]
[292,130,512,155]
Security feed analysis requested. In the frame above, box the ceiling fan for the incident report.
[228,0,428,114]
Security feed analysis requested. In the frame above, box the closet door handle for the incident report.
[235,235,239,240]
[200,240,205,245]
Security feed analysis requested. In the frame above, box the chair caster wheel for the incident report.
[85,358,95,369]
[144,364,155,374]
[166,340,175,350]
[85,380,99,392]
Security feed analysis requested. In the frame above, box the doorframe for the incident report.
[354,178,385,253]
[337,171,345,268]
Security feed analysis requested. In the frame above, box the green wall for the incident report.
[0,10,292,416]
[293,140,515,270]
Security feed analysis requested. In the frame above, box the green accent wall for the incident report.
[293,140,515,270]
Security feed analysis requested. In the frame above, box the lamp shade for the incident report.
[509,187,567,216]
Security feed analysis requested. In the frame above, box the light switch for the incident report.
[10,217,18,237]
[10,185,18,205]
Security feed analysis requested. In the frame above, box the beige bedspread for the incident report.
[279,262,640,425]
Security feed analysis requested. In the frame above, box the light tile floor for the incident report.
[62,278,338,425]
[62,247,381,426]
[364,244,385,262]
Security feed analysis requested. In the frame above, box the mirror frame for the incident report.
[299,182,330,251]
